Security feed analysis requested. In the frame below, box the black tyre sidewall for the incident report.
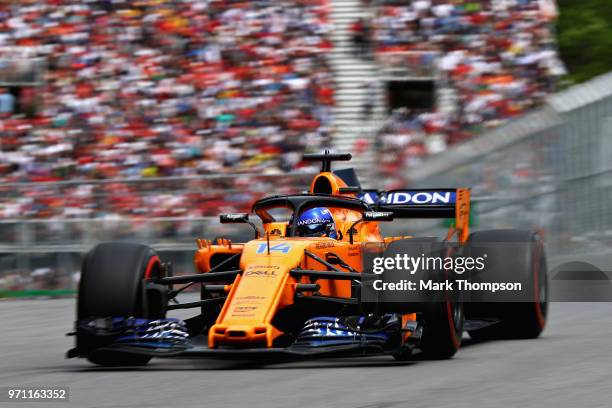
[465,230,548,340]
[381,238,463,359]
[419,242,464,359]
[78,242,161,319]
[77,242,162,366]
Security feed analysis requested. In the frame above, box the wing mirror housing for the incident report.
[349,211,394,244]
[362,211,394,222]
[220,213,249,223]
[219,213,260,238]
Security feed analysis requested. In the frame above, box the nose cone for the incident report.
[208,239,310,348]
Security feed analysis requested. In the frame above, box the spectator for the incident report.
[0,88,15,116]
[350,18,370,57]
[361,80,376,120]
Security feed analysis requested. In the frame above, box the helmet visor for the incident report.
[297,222,329,237]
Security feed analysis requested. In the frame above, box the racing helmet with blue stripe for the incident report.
[296,207,338,239]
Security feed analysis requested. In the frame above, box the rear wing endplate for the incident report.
[358,188,471,242]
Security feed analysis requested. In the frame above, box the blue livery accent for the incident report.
[294,316,394,348]
[385,190,455,205]
[256,243,293,254]
[107,318,190,350]
[359,190,456,206]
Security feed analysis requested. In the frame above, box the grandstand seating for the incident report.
[0,0,566,218]
[370,0,565,185]
[0,0,334,218]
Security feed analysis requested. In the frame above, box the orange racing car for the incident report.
[68,152,548,366]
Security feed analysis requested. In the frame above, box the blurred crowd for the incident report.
[0,174,312,219]
[370,0,565,178]
[0,0,568,219]
[0,0,333,219]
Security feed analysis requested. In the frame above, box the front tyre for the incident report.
[77,242,165,366]
[418,243,464,359]
[384,240,463,360]
[418,294,464,359]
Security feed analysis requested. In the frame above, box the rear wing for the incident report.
[358,188,471,243]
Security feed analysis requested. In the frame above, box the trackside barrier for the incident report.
[387,72,612,262]
[0,172,314,292]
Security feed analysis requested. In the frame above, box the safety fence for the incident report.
[396,72,612,261]
[0,172,313,294]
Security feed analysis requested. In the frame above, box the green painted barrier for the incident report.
[0,289,76,299]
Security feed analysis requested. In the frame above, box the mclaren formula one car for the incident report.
[68,152,548,366]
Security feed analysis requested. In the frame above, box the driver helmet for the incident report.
[296,207,338,239]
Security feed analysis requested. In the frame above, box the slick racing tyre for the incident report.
[465,230,548,341]
[418,241,463,360]
[77,242,165,366]
[381,239,463,360]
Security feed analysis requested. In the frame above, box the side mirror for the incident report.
[348,211,394,244]
[338,187,360,194]
[219,213,260,238]
[219,213,249,224]
[362,211,394,222]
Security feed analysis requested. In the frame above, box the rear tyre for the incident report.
[77,242,165,366]
[465,230,548,341]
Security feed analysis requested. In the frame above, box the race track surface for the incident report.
[2,298,612,408]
